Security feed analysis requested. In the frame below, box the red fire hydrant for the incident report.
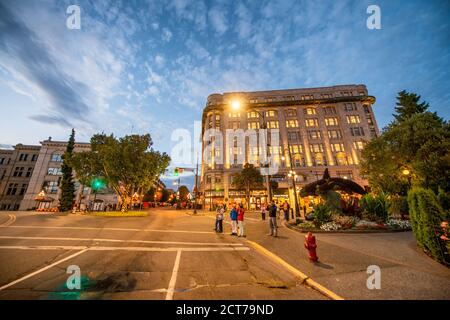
[304,232,318,262]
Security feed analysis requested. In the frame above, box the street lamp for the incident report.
[282,147,301,218]
[229,100,272,203]
[402,168,412,189]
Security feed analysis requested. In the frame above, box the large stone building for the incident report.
[0,144,40,210]
[200,84,379,212]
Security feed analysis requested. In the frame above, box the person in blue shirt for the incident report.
[229,204,238,236]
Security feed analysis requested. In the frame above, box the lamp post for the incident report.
[231,100,272,203]
[194,155,199,214]
[402,168,412,189]
[281,145,301,218]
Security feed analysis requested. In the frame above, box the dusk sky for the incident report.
[0,0,449,178]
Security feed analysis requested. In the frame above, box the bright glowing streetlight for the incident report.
[402,169,410,176]
[231,100,241,110]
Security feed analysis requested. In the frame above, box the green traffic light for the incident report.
[92,178,105,190]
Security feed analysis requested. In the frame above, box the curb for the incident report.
[246,240,344,300]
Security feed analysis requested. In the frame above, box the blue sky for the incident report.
[0,0,449,187]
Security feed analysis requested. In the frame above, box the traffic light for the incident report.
[174,168,179,177]
[91,178,105,191]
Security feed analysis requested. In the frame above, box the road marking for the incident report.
[246,240,344,300]
[0,248,88,291]
[0,245,250,252]
[0,225,215,234]
[166,250,182,300]
[0,236,243,247]
[0,214,16,227]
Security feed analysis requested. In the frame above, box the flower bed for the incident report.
[292,216,411,233]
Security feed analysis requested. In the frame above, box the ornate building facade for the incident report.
[200,84,379,212]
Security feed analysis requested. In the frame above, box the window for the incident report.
[45,181,59,193]
[286,119,299,128]
[350,127,365,136]
[328,130,342,139]
[47,167,62,176]
[363,105,371,114]
[341,91,352,97]
[228,112,241,118]
[0,158,5,165]
[301,95,314,100]
[247,122,260,130]
[353,141,365,150]
[344,103,357,111]
[284,95,296,101]
[304,107,316,115]
[308,130,321,139]
[289,145,303,154]
[19,154,28,161]
[346,115,361,124]
[31,154,38,161]
[367,116,374,125]
[310,144,324,153]
[292,154,306,167]
[331,143,345,152]
[51,153,63,162]
[335,153,348,166]
[265,110,277,117]
[267,121,279,129]
[215,115,221,128]
[26,167,33,177]
[287,131,300,142]
[323,106,336,115]
[228,121,240,130]
[19,184,27,195]
[247,111,260,119]
[325,117,339,126]
[370,127,377,137]
[305,118,318,127]
[321,93,332,99]
[284,109,297,117]
[13,167,24,177]
[6,183,18,195]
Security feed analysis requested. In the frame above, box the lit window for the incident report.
[305,119,318,127]
[286,120,299,128]
[308,130,321,139]
[328,130,342,139]
[331,143,345,152]
[267,121,279,129]
[325,117,339,126]
[346,115,361,124]
[353,141,365,150]
[247,122,260,130]
[304,107,316,115]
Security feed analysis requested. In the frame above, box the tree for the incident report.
[59,129,76,211]
[393,90,429,123]
[361,92,450,195]
[178,185,190,202]
[232,163,264,209]
[160,188,170,202]
[70,133,170,212]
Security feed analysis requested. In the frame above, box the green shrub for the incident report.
[313,203,333,226]
[407,187,446,262]
[360,192,390,222]
[388,195,409,218]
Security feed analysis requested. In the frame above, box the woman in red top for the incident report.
[237,203,245,237]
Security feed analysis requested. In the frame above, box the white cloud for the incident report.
[208,6,228,35]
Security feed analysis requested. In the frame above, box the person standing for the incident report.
[237,203,245,237]
[215,205,224,233]
[261,203,267,220]
[229,204,238,236]
[283,201,290,222]
[268,200,278,237]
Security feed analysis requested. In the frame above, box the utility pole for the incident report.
[194,156,199,214]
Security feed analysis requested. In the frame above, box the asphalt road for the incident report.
[0,209,449,300]
[0,210,325,300]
